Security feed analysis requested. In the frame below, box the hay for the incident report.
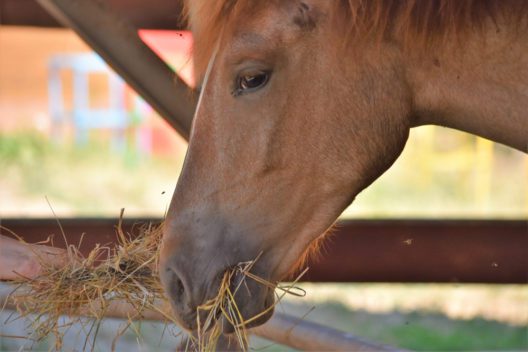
[6,216,171,350]
[192,255,308,352]
[5,213,307,352]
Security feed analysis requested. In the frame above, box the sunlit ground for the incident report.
[285,283,528,326]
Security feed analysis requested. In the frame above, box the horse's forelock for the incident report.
[183,0,260,83]
[185,0,526,83]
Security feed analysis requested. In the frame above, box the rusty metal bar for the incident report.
[0,0,186,29]
[1,218,526,283]
[34,0,196,139]
[303,219,528,284]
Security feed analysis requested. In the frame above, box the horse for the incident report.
[159,0,528,332]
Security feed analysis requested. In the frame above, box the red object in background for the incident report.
[150,117,187,155]
[138,29,195,86]
[135,30,194,155]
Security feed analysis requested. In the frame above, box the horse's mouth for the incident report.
[202,266,276,334]
[163,261,276,334]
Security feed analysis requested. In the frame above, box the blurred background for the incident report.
[0,26,527,219]
[0,25,527,351]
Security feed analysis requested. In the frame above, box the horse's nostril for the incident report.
[166,267,186,303]
[172,275,185,297]
[161,265,199,330]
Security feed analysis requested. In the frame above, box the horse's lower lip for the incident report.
[173,309,198,332]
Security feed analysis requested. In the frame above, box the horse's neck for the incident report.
[407,24,528,152]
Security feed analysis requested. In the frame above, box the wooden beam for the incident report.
[0,0,186,29]
[35,0,196,139]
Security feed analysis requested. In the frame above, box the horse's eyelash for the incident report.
[231,88,243,97]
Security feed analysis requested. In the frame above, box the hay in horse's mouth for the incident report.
[4,211,307,352]
[194,254,307,351]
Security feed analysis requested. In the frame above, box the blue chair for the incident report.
[48,53,133,150]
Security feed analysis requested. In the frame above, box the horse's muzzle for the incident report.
[160,255,275,333]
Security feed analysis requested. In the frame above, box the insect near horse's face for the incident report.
[160,0,411,331]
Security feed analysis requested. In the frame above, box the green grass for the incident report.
[0,131,185,217]
[319,307,528,351]
[1,128,526,218]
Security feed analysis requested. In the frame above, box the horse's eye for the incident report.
[237,71,269,93]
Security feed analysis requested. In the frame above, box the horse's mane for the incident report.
[185,0,527,81]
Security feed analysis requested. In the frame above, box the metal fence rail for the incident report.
[1,218,526,283]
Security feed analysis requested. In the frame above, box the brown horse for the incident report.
[160,0,528,332]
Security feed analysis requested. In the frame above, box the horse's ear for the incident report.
[292,1,318,30]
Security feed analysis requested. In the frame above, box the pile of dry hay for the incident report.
[5,214,306,351]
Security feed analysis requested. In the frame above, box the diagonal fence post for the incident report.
[36,0,197,140]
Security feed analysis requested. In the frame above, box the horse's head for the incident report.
[160,0,411,331]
